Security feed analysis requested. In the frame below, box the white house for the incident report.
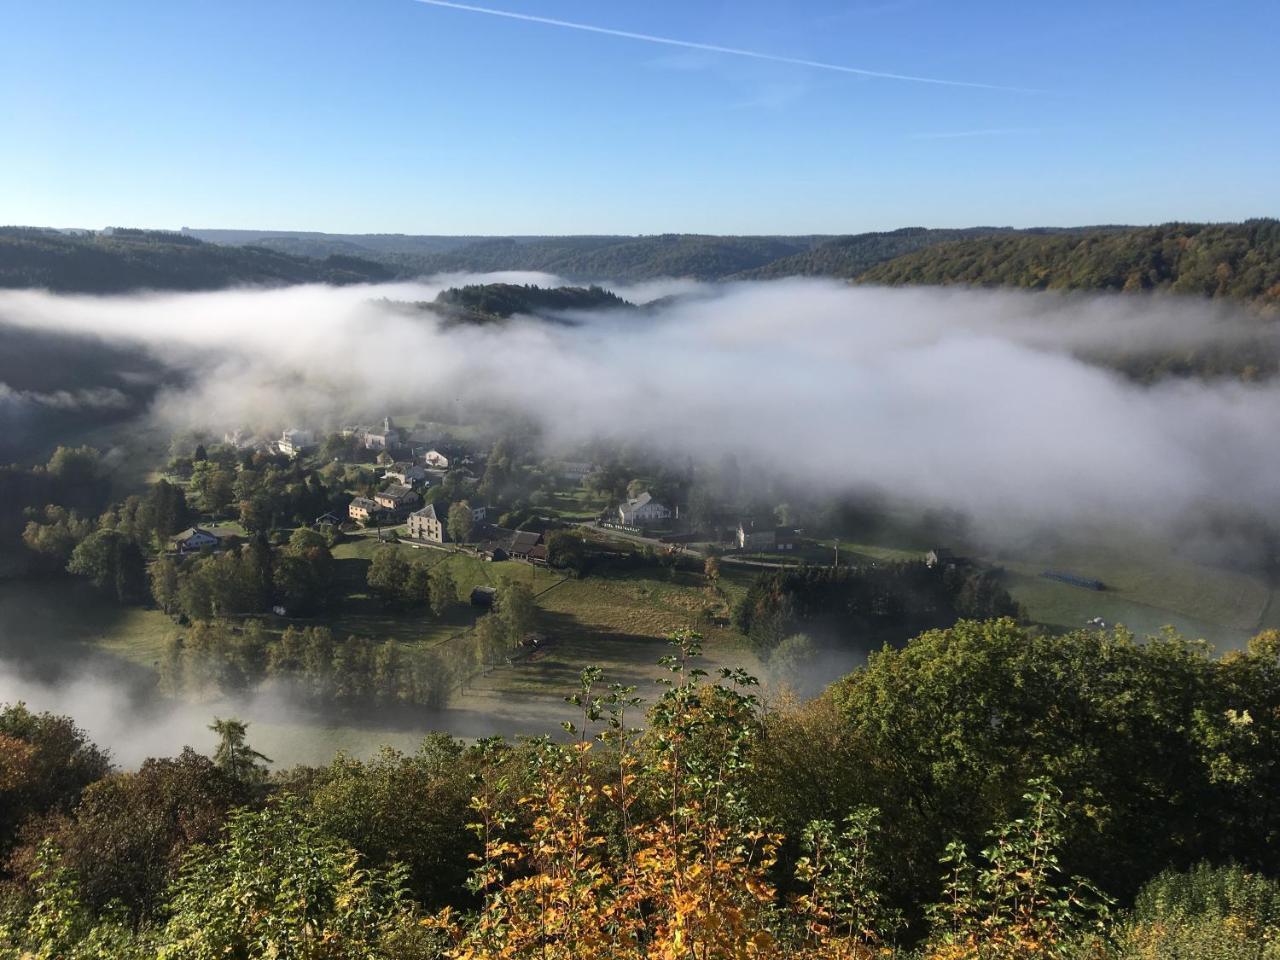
[423,449,451,469]
[172,527,222,554]
[278,428,315,458]
[618,491,672,527]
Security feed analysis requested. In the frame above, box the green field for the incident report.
[823,528,1277,652]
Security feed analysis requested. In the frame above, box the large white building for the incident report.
[278,428,315,458]
[618,491,672,527]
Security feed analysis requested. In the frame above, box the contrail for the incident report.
[411,0,1041,93]
[911,127,1029,139]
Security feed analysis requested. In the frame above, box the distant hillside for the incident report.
[185,229,485,260]
[12,222,1280,300]
[858,220,1280,302]
[732,226,1114,280]
[0,227,394,293]
[189,230,822,282]
[400,282,634,327]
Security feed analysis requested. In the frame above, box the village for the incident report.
[182,416,819,570]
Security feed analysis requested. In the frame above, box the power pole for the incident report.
[834,538,840,569]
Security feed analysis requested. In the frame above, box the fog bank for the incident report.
[2,276,1275,539]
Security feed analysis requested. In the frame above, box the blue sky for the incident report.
[1,0,1277,234]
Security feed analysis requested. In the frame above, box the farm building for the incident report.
[618,491,672,527]
[171,527,223,554]
[507,530,544,561]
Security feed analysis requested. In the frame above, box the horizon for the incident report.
[3,1,1278,233]
[13,218,1273,240]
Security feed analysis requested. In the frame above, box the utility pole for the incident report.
[834,538,840,569]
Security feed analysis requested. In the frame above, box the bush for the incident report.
[1112,863,1280,959]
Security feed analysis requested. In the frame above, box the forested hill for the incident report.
[732,226,1028,279]
[857,220,1280,302]
[0,227,393,293]
[404,282,634,326]
[9,222,1280,300]
[187,229,824,281]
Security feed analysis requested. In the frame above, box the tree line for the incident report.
[858,219,1280,304]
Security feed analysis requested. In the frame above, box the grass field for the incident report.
[780,529,1274,652]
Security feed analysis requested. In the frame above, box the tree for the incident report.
[270,527,334,615]
[820,618,1280,912]
[16,749,245,924]
[147,478,192,540]
[447,500,475,544]
[66,529,146,603]
[703,555,721,583]
[472,614,508,670]
[188,461,235,516]
[925,780,1110,957]
[404,558,433,608]
[0,704,110,856]
[208,718,271,786]
[367,548,410,605]
[769,632,818,696]
[22,505,94,569]
[161,800,414,958]
[237,495,271,534]
[46,446,101,490]
[300,737,476,909]
[429,563,457,617]
[149,554,181,614]
[496,579,536,644]
[545,529,588,575]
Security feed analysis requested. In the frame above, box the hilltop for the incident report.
[858,219,1280,303]
[399,282,634,326]
[0,227,393,293]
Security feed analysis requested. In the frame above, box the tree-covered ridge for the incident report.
[407,234,818,281]
[436,283,632,318]
[188,229,824,281]
[732,227,1019,279]
[0,227,393,293]
[858,220,1280,302]
[10,222,1280,300]
[405,283,635,326]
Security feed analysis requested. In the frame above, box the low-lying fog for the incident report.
[3,273,1276,537]
[1,273,1278,765]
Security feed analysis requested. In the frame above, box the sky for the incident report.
[1,0,1277,235]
